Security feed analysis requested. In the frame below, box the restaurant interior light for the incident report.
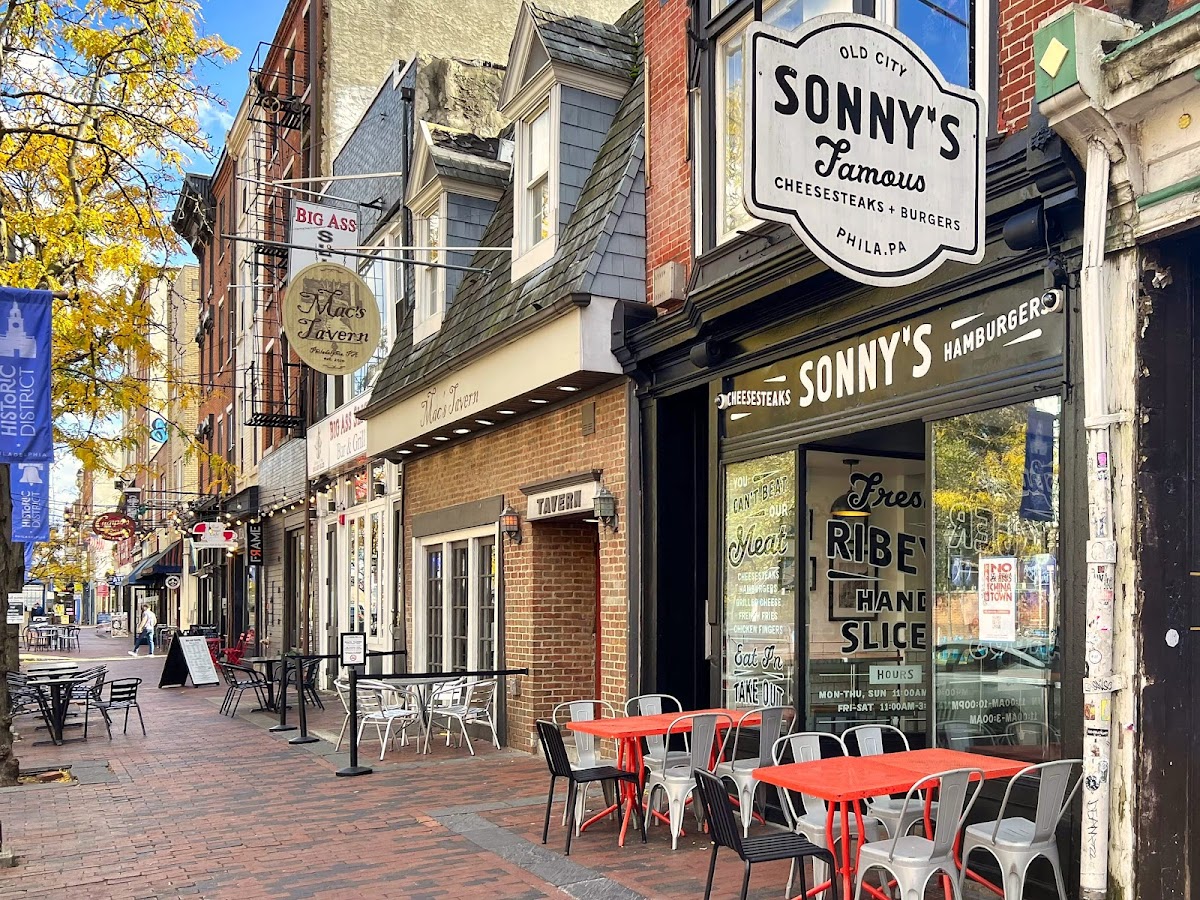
[831,458,870,518]
[500,505,522,544]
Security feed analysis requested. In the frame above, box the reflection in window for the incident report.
[426,548,444,670]
[478,539,496,670]
[450,543,469,671]
[932,397,1062,759]
[526,106,551,246]
[716,0,851,243]
[897,0,972,88]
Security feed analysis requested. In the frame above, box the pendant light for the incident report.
[831,458,870,518]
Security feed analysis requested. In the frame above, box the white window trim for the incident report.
[413,194,447,344]
[711,0,987,250]
[511,86,561,282]
[412,525,499,672]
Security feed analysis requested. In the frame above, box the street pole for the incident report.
[1078,138,1120,899]
[335,664,372,777]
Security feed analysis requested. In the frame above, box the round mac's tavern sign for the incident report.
[745,14,985,287]
[283,261,382,376]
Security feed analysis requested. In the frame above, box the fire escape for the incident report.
[243,41,310,431]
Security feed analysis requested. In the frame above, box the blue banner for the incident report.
[22,541,34,577]
[12,459,50,541]
[1019,409,1055,522]
[0,287,52,462]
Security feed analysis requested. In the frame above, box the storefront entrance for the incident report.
[723,402,1063,758]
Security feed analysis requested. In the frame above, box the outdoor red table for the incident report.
[567,707,759,845]
[754,748,1029,900]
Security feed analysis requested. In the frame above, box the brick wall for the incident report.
[644,0,693,295]
[404,384,629,752]
[997,0,1107,133]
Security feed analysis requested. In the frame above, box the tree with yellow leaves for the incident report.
[0,0,235,786]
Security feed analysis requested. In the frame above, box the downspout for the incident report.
[1078,137,1118,900]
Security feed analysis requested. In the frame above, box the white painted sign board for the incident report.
[177,635,220,686]
[340,632,366,667]
[287,200,358,282]
[745,14,985,287]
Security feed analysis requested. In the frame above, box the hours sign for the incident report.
[745,14,985,287]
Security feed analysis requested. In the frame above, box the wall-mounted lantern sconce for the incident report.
[500,505,522,544]
[593,486,619,532]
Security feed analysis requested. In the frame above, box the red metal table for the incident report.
[754,748,1029,900]
[567,707,759,845]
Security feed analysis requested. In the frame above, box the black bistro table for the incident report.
[26,663,85,746]
[240,656,284,712]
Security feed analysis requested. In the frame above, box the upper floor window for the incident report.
[352,253,390,397]
[512,95,559,280]
[709,0,983,248]
[413,197,446,344]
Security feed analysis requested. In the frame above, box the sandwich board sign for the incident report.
[159,635,220,688]
[744,14,985,287]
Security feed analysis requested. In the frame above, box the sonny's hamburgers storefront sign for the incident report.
[745,13,985,287]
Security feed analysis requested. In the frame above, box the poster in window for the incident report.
[828,560,879,622]
[978,556,1018,642]
[723,452,796,709]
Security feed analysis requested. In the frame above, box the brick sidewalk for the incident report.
[2,630,991,899]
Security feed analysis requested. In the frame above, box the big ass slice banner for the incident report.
[0,287,52,462]
[745,14,985,286]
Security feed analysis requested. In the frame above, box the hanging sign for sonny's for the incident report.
[744,14,985,287]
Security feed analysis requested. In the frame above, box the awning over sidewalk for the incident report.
[127,541,182,584]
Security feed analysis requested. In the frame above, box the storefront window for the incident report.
[806,451,929,740]
[478,538,496,669]
[932,397,1062,757]
[369,510,381,638]
[426,547,444,670]
[722,451,797,709]
[450,542,469,671]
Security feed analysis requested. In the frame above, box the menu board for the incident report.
[722,451,796,709]
[159,635,220,688]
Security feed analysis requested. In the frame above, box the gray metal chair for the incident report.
[713,705,793,836]
[552,699,617,832]
[645,712,732,850]
[854,768,984,900]
[844,723,938,839]
[958,759,1082,900]
[625,692,689,771]
[772,731,881,897]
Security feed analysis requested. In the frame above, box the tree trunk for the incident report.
[0,464,23,786]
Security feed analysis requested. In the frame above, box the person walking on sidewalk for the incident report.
[129,604,157,657]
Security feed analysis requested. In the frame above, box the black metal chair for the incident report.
[692,768,839,900]
[282,658,324,710]
[219,663,269,716]
[94,677,145,737]
[535,719,647,855]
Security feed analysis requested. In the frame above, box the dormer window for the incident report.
[512,96,559,279]
[525,106,551,248]
[413,196,446,344]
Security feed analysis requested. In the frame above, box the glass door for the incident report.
[805,451,930,744]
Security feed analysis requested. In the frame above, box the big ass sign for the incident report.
[745,14,985,287]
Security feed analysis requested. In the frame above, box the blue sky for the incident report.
[192,0,289,173]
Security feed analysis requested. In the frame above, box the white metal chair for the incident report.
[773,731,881,896]
[424,678,499,756]
[333,678,372,751]
[959,759,1082,900]
[625,692,689,772]
[552,699,618,832]
[1004,720,1059,746]
[844,723,938,839]
[714,705,794,836]
[356,684,421,760]
[854,768,985,900]
[645,712,732,850]
[420,676,468,752]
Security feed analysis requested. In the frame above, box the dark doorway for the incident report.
[648,385,710,711]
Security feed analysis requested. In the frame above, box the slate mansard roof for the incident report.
[428,127,509,191]
[526,1,639,81]
[362,3,644,417]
